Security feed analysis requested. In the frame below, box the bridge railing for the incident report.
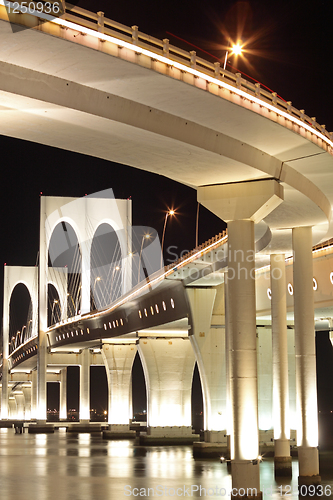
[164,230,227,272]
[62,3,332,142]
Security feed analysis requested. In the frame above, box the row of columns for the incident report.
[197,180,320,496]
[227,225,320,493]
[2,184,321,495]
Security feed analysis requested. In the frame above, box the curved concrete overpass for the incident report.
[0,4,333,252]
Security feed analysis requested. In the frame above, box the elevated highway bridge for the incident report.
[1,1,333,492]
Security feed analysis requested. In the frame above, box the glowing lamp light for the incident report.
[231,43,243,56]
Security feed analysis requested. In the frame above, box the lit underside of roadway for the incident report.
[0,4,332,257]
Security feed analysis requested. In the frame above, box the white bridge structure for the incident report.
[1,1,333,496]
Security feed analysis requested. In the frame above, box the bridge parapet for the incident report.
[60,5,332,143]
[60,4,331,142]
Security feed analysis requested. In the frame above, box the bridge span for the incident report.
[1,1,333,494]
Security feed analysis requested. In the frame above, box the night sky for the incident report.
[1,0,333,416]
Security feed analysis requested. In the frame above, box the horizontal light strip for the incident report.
[49,21,332,150]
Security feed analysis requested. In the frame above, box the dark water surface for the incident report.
[0,428,332,500]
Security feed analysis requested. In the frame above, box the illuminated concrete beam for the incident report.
[102,342,137,435]
[292,227,320,485]
[48,352,87,365]
[139,337,197,442]
[270,254,292,476]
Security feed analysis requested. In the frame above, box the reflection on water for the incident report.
[0,428,331,499]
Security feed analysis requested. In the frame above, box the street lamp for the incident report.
[223,40,243,70]
[51,299,59,325]
[138,233,151,284]
[161,209,175,268]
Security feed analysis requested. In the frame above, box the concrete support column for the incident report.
[225,273,232,457]
[8,397,17,419]
[22,387,32,420]
[102,343,137,428]
[139,337,196,441]
[228,220,261,495]
[38,196,48,422]
[14,392,25,420]
[197,179,283,496]
[2,265,10,420]
[292,227,320,485]
[1,359,9,419]
[31,370,38,419]
[257,326,273,447]
[270,254,292,476]
[79,349,90,422]
[59,368,67,421]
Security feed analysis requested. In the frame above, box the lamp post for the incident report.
[138,234,151,284]
[161,209,175,268]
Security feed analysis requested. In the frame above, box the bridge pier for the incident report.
[102,342,137,439]
[8,397,17,419]
[22,386,32,421]
[79,349,90,423]
[138,337,199,444]
[31,370,37,420]
[187,286,228,457]
[292,227,320,486]
[227,219,261,497]
[198,179,284,499]
[14,392,25,420]
[1,358,9,420]
[270,254,292,477]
